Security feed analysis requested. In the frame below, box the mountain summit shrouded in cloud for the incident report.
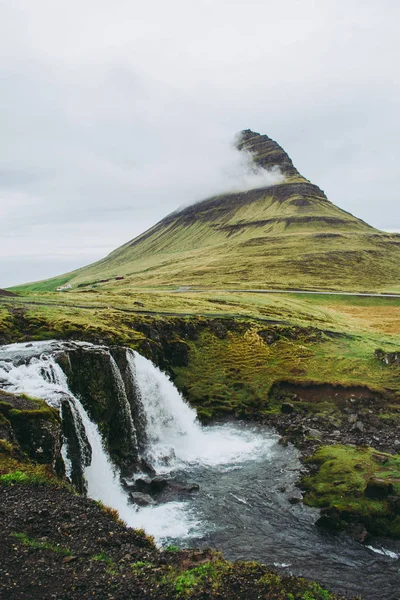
[16,130,400,295]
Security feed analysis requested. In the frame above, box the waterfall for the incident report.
[0,340,274,540]
[130,350,268,471]
[109,354,139,455]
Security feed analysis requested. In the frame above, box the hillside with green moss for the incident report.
[14,129,400,294]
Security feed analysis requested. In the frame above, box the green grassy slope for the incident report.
[14,130,400,293]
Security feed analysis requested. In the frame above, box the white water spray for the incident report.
[131,350,273,471]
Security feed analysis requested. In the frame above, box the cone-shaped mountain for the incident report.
[21,130,400,293]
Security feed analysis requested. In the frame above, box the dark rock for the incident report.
[164,480,200,495]
[388,495,400,515]
[281,402,295,414]
[364,477,394,500]
[186,483,200,492]
[140,459,157,476]
[164,340,189,367]
[316,507,343,531]
[149,476,169,494]
[56,345,139,471]
[258,329,278,345]
[129,492,156,507]
[0,391,65,481]
[374,348,400,366]
[132,477,152,494]
[347,523,370,544]
[121,477,139,491]
[110,346,147,452]
[210,322,228,339]
[288,490,303,505]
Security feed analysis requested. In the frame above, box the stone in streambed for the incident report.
[139,458,157,476]
[129,492,156,507]
[315,507,343,531]
[347,523,370,544]
[131,477,152,494]
[149,476,169,494]
[288,490,303,505]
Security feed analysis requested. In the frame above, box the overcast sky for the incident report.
[1,0,399,287]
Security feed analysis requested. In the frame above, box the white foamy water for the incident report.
[132,350,274,471]
[0,341,275,542]
[367,545,400,560]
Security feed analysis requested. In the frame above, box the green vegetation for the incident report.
[11,532,72,555]
[159,559,337,599]
[164,544,181,552]
[173,324,400,421]
[130,560,154,573]
[93,551,115,565]
[302,445,400,536]
[172,561,227,596]
[94,500,127,525]
[0,469,51,486]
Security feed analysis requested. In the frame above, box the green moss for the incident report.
[164,544,181,552]
[131,560,154,573]
[0,439,14,454]
[93,551,114,564]
[302,445,400,536]
[94,500,126,526]
[11,532,72,555]
[162,561,229,597]
[0,452,70,489]
[8,407,58,422]
[0,468,55,486]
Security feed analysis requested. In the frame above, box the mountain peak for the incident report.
[236,129,300,178]
[18,129,400,294]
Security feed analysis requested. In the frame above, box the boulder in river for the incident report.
[315,507,342,531]
[130,492,156,507]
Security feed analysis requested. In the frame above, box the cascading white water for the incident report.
[109,354,138,450]
[130,350,272,471]
[0,341,275,541]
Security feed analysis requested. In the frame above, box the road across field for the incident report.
[174,287,400,298]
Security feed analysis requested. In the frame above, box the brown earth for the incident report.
[0,483,350,600]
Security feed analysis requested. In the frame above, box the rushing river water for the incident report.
[0,341,399,600]
[153,423,400,600]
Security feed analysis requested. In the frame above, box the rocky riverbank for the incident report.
[0,478,351,600]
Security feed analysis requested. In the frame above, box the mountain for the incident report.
[18,130,400,293]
